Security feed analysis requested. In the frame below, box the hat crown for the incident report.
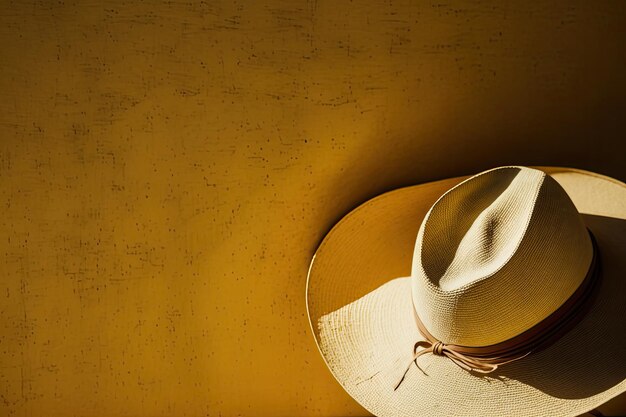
[411,166,593,346]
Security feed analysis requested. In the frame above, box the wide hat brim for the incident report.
[306,167,626,417]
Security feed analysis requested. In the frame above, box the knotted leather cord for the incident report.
[395,230,600,391]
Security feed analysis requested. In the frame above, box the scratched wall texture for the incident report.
[0,1,625,416]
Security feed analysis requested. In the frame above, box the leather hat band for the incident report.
[395,230,600,391]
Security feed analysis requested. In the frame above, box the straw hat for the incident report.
[306,166,626,417]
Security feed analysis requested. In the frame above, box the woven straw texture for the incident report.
[412,167,592,346]
[307,167,626,417]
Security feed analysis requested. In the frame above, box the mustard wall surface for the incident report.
[1,1,625,416]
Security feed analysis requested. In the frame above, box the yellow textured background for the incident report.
[1,1,625,416]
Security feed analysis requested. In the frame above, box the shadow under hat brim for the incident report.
[306,167,626,417]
